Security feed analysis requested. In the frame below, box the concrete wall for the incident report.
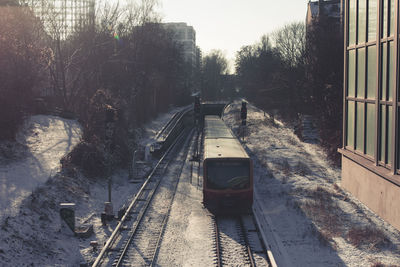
[342,156,400,231]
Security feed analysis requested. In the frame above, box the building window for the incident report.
[390,0,395,36]
[358,0,366,43]
[366,103,375,156]
[368,0,377,41]
[349,0,357,45]
[347,101,355,147]
[357,48,366,98]
[367,46,376,98]
[348,50,356,96]
[344,0,398,171]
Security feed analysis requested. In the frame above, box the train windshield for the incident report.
[206,160,250,190]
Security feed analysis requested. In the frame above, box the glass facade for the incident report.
[344,0,398,171]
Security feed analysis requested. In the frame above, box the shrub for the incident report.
[347,226,389,250]
[61,141,107,178]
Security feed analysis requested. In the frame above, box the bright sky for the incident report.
[158,0,309,71]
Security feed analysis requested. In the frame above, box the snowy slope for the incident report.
[0,115,82,221]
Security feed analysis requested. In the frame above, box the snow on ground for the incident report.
[0,107,184,266]
[223,100,400,267]
[79,106,190,265]
[0,115,82,220]
[2,103,400,266]
[138,105,188,147]
[157,131,216,267]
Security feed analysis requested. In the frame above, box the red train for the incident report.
[202,115,253,213]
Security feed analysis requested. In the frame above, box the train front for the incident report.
[203,157,253,213]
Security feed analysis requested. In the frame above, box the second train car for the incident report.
[203,115,253,213]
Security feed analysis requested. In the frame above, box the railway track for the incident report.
[212,214,272,267]
[93,128,193,267]
[91,108,279,266]
[200,114,274,266]
[155,106,191,140]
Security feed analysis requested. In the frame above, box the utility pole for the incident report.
[240,101,247,142]
[104,106,116,219]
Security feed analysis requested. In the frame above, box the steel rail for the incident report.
[114,129,192,267]
[213,216,222,267]
[155,106,192,140]
[149,129,194,266]
[238,216,256,267]
[213,214,270,267]
[92,130,188,267]
[252,199,279,267]
[113,161,167,267]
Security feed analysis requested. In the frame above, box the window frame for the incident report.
[343,0,399,174]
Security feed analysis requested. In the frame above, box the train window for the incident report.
[206,161,250,190]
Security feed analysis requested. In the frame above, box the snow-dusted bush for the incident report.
[347,226,389,250]
[61,141,106,178]
[63,90,130,178]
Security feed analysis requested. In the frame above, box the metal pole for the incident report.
[106,142,112,203]
[190,163,193,184]
[129,150,137,179]
[197,161,200,188]
[108,178,112,202]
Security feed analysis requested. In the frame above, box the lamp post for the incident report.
[104,107,116,214]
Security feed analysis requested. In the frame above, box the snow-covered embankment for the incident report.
[0,115,82,220]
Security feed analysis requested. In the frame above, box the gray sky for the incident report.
[158,0,309,70]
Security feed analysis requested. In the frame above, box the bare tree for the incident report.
[201,50,229,100]
[235,35,285,109]
[0,5,48,139]
[305,15,343,163]
[273,21,306,68]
